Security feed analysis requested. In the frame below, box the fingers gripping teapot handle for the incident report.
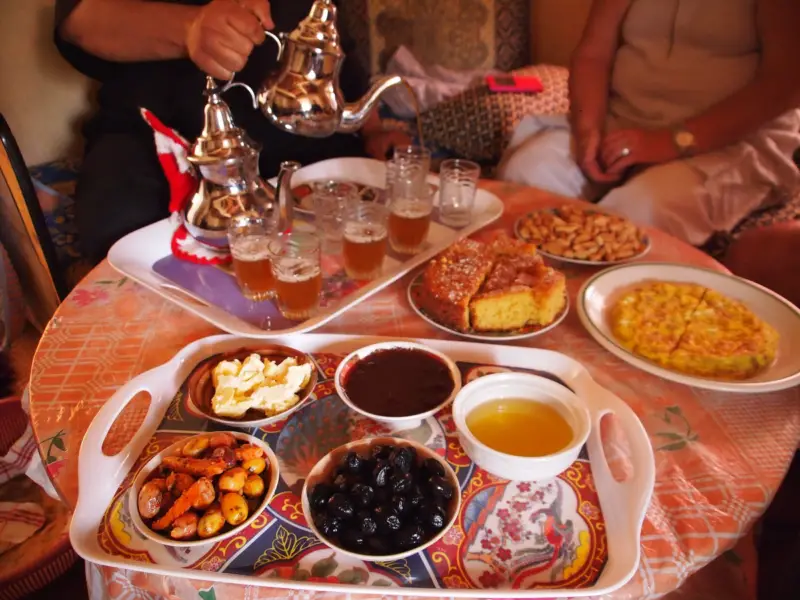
[211,31,284,110]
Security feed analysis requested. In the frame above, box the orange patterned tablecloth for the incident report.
[29,182,799,600]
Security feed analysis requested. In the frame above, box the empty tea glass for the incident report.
[438,159,481,227]
[390,145,431,196]
[227,214,276,301]
[311,180,359,253]
[269,232,322,321]
[343,202,389,280]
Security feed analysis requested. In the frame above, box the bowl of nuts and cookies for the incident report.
[514,205,651,265]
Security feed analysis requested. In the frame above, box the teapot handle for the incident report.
[214,76,258,110]
[213,30,285,110]
[265,30,285,61]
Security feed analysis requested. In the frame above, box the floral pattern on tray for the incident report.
[96,353,607,592]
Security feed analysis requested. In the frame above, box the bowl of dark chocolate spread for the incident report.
[335,341,461,430]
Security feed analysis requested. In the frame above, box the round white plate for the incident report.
[291,180,384,215]
[577,262,800,393]
[514,208,652,266]
[407,271,569,342]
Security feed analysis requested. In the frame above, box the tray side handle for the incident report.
[583,384,655,592]
[70,363,175,556]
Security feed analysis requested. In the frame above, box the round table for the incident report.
[29,182,800,600]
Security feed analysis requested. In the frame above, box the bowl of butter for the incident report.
[187,345,319,428]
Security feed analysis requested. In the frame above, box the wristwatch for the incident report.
[672,126,697,158]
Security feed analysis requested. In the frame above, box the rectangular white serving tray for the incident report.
[107,158,504,338]
[70,333,655,598]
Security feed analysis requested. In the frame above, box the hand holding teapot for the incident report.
[186,0,274,80]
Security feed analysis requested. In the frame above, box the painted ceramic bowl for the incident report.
[301,436,461,561]
[187,344,318,428]
[334,341,461,431]
[129,431,279,547]
[452,372,591,481]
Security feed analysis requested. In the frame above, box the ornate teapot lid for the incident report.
[287,0,341,54]
[188,77,261,165]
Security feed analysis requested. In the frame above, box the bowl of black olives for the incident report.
[301,437,461,560]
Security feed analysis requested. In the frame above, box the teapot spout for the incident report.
[273,161,301,233]
[340,75,405,134]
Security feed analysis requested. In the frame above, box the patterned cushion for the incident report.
[339,0,530,76]
[418,64,570,163]
[28,159,91,290]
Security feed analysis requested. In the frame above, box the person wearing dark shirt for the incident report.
[55,0,409,263]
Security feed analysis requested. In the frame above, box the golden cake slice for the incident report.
[668,289,780,379]
[470,253,566,331]
[417,239,494,332]
[610,282,706,365]
[417,236,567,333]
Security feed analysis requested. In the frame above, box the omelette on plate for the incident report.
[610,281,779,379]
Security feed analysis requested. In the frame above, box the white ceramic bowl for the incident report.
[453,372,591,481]
[301,436,461,561]
[334,341,462,430]
[129,431,279,547]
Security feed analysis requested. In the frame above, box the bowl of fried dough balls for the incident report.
[130,431,279,546]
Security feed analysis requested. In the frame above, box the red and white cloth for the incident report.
[139,108,231,266]
[0,503,45,556]
[0,390,57,556]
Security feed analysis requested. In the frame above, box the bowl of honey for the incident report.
[452,372,590,481]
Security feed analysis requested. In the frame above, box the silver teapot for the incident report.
[228,0,404,137]
[184,77,299,249]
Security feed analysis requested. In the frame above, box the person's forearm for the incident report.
[685,72,800,155]
[569,55,614,135]
[61,0,199,62]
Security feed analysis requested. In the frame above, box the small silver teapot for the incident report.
[227,0,404,137]
[184,77,299,249]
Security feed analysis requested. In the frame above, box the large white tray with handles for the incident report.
[70,333,655,598]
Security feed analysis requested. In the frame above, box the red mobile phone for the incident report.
[486,74,544,94]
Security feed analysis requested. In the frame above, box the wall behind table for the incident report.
[531,0,592,67]
[0,0,94,166]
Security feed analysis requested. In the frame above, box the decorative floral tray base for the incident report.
[71,334,655,598]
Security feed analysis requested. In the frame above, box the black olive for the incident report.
[366,536,391,555]
[328,493,355,519]
[320,515,343,537]
[310,484,335,510]
[343,451,364,474]
[373,460,392,487]
[389,446,415,474]
[396,524,425,549]
[391,494,410,516]
[355,510,378,535]
[373,487,391,505]
[333,473,350,492]
[361,457,377,476]
[312,510,328,531]
[390,472,413,494]
[408,483,426,509]
[422,457,446,478]
[426,509,446,531]
[417,501,447,531]
[340,528,366,550]
[371,445,393,461]
[349,483,374,508]
[427,475,454,500]
[374,504,402,534]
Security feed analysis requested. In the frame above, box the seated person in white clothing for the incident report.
[498,0,800,246]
